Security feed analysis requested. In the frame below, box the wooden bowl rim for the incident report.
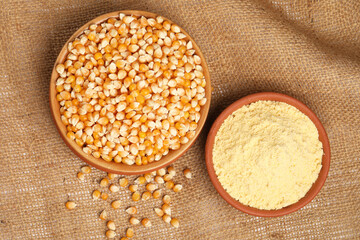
[205,92,330,217]
[50,10,211,175]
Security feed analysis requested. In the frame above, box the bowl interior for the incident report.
[50,10,211,175]
[205,92,330,217]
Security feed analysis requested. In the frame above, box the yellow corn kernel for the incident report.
[92,190,101,200]
[101,192,108,200]
[152,189,162,199]
[126,206,137,215]
[128,184,138,192]
[132,191,140,201]
[99,210,107,220]
[65,201,76,210]
[111,200,121,209]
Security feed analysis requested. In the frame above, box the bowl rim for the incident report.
[49,10,211,175]
[205,92,331,217]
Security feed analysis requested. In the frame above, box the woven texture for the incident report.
[1,0,359,239]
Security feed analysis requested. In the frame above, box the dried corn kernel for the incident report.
[119,178,129,187]
[126,228,134,238]
[153,189,162,199]
[129,217,140,225]
[132,191,141,201]
[141,218,152,228]
[107,220,116,230]
[129,184,138,192]
[162,203,171,215]
[163,174,173,182]
[126,206,137,215]
[173,184,183,193]
[165,180,174,189]
[65,201,76,210]
[183,168,192,178]
[101,193,109,200]
[100,178,109,187]
[107,173,117,180]
[100,210,107,220]
[111,200,121,209]
[163,195,171,204]
[154,207,164,217]
[81,166,91,174]
[92,190,101,200]
[106,230,116,238]
[146,183,157,192]
[157,168,166,176]
[170,218,179,228]
[163,214,171,223]
[135,176,146,185]
[109,184,120,193]
[142,191,152,200]
[167,166,176,176]
[77,172,85,181]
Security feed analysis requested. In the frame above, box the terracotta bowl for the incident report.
[205,92,330,217]
[50,10,211,175]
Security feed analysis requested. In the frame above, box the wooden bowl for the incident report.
[50,10,211,175]
[205,92,330,217]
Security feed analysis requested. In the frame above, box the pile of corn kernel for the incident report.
[55,13,207,165]
[66,165,192,239]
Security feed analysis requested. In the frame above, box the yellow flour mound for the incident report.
[213,100,323,210]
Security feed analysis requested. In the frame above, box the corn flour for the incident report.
[213,100,323,210]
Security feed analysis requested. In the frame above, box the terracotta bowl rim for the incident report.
[49,10,211,175]
[205,92,330,217]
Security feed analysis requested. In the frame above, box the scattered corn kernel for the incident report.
[106,230,116,238]
[65,201,76,210]
[170,218,179,228]
[167,166,176,176]
[163,195,171,204]
[107,173,118,180]
[129,217,140,225]
[141,218,152,228]
[81,166,91,174]
[107,220,116,230]
[126,206,137,215]
[100,210,107,220]
[132,191,141,201]
[121,238,129,240]
[144,173,153,182]
[157,168,166,176]
[77,172,85,181]
[111,200,121,209]
[146,183,157,192]
[153,189,161,199]
[173,184,183,193]
[109,184,120,193]
[101,192,109,200]
[142,191,152,200]
[163,174,173,182]
[154,208,164,217]
[129,184,138,192]
[126,228,134,238]
[165,180,174,189]
[92,190,101,200]
[183,168,192,178]
[163,214,171,224]
[162,203,171,215]
[154,176,164,184]
[119,178,129,187]
[100,178,109,187]
[135,176,146,185]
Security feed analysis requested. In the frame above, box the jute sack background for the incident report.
[0,0,359,239]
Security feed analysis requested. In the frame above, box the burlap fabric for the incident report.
[0,0,359,239]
